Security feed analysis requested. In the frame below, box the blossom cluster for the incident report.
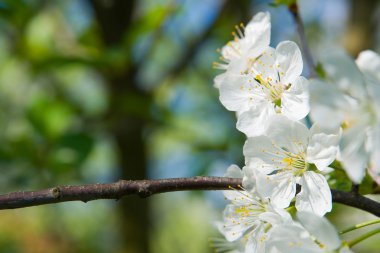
[211,11,380,253]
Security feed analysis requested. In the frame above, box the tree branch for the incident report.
[0,177,240,209]
[0,177,380,217]
[288,2,317,78]
[331,190,380,217]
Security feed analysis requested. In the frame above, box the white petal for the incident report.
[340,124,369,183]
[245,12,271,42]
[259,208,290,225]
[213,72,227,88]
[366,80,380,113]
[282,76,310,121]
[219,75,251,112]
[321,49,366,100]
[222,204,258,241]
[223,165,244,201]
[321,166,334,174]
[254,168,277,199]
[267,224,322,253]
[242,165,256,192]
[308,79,348,130]
[269,172,296,208]
[368,166,380,185]
[245,12,270,33]
[243,236,258,253]
[223,189,245,202]
[236,101,276,137]
[268,204,292,223]
[223,182,255,204]
[297,212,340,250]
[243,136,284,171]
[366,125,380,182]
[265,115,309,154]
[250,47,277,82]
[275,41,303,84]
[306,124,341,171]
[221,40,241,63]
[245,223,267,253]
[244,12,271,59]
[296,172,332,216]
[244,237,257,253]
[219,74,265,113]
[224,164,243,178]
[356,50,380,83]
[368,125,380,184]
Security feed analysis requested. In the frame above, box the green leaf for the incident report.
[27,95,74,139]
[315,62,327,79]
[327,161,352,191]
[48,132,94,172]
[359,173,375,195]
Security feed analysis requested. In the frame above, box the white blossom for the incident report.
[309,50,380,183]
[243,116,340,216]
[213,12,270,91]
[218,165,291,253]
[218,42,309,137]
[266,212,353,253]
[213,12,271,73]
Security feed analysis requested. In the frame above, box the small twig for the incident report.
[0,177,380,217]
[340,218,380,234]
[348,227,380,247]
[288,2,317,77]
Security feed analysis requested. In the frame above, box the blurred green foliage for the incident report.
[0,0,378,252]
[0,0,244,252]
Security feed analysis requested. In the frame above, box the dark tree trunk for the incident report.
[345,0,378,56]
[89,1,150,252]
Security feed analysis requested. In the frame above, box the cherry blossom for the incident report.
[217,165,291,253]
[267,212,353,253]
[218,42,309,137]
[309,50,380,183]
[243,116,340,216]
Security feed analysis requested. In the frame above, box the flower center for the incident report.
[235,203,266,219]
[282,152,307,175]
[254,74,289,108]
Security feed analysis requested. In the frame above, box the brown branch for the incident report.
[288,2,317,78]
[0,177,380,217]
[331,189,380,217]
[0,177,240,209]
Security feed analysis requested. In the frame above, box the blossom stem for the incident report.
[347,227,380,247]
[340,219,380,234]
[288,2,317,77]
[285,205,296,217]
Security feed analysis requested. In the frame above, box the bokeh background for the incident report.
[0,0,379,252]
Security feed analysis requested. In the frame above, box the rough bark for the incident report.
[1,177,380,217]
